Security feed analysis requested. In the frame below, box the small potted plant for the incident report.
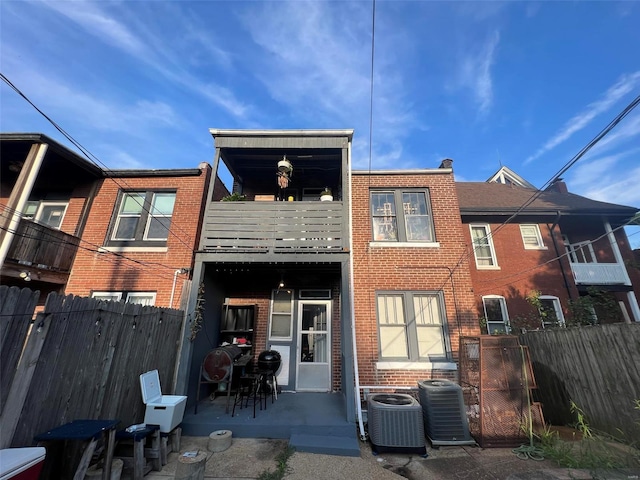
[320,187,333,201]
[221,192,247,201]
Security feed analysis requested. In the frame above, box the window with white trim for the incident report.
[371,190,435,242]
[23,201,69,230]
[269,289,293,340]
[482,296,510,334]
[520,224,545,249]
[470,224,498,268]
[538,296,565,328]
[107,191,176,247]
[377,291,449,361]
[91,291,156,306]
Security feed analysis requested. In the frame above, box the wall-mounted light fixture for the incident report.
[19,271,31,282]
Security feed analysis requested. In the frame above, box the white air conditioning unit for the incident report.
[417,380,476,446]
[367,394,426,455]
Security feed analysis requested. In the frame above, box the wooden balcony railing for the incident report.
[201,201,345,253]
[570,262,629,285]
[6,219,80,273]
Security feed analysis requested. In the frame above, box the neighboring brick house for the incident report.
[1,132,227,310]
[350,160,480,388]
[1,134,103,305]
[65,164,223,308]
[457,167,640,332]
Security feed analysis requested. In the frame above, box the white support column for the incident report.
[604,220,632,285]
[627,292,640,322]
[0,142,48,268]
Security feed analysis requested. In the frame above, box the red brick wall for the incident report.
[463,222,577,325]
[66,165,212,308]
[351,171,479,388]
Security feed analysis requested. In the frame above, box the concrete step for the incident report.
[289,433,361,457]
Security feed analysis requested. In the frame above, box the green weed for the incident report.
[257,446,295,480]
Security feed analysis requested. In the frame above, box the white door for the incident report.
[296,301,331,391]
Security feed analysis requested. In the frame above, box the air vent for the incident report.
[418,380,476,446]
[367,394,426,455]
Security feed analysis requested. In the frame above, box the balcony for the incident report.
[569,262,629,286]
[201,201,345,254]
[6,219,80,274]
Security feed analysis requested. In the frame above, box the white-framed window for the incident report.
[470,224,498,268]
[520,224,545,249]
[108,191,176,246]
[376,291,449,362]
[23,201,69,230]
[538,296,565,328]
[269,289,294,340]
[563,236,596,264]
[371,189,435,243]
[482,295,510,334]
[91,291,156,306]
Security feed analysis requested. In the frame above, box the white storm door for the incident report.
[296,301,331,392]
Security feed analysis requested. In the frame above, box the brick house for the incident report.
[1,132,226,310]
[65,164,222,308]
[350,162,480,388]
[457,167,640,332]
[1,134,103,305]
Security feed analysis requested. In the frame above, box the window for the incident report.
[107,191,176,246]
[376,292,448,361]
[371,190,435,243]
[563,236,596,263]
[269,289,293,340]
[538,296,564,328]
[470,224,498,268]
[91,291,156,306]
[482,296,510,334]
[23,201,68,230]
[520,224,545,249]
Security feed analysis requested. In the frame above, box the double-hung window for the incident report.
[107,191,176,247]
[23,201,68,230]
[482,296,510,334]
[470,224,498,268]
[269,289,294,340]
[520,224,545,249]
[377,291,448,362]
[538,296,565,328]
[371,190,435,243]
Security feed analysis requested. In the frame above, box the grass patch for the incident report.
[257,446,295,480]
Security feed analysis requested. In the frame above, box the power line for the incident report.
[436,92,640,293]
[0,72,200,252]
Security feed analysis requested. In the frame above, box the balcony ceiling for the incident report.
[220,147,342,185]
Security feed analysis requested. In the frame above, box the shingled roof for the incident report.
[456,182,638,219]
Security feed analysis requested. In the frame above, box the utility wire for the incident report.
[0,72,199,251]
[436,93,640,293]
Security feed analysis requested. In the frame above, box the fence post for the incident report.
[0,311,50,448]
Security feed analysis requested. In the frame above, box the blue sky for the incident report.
[1,1,639,246]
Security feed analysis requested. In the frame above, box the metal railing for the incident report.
[569,262,629,285]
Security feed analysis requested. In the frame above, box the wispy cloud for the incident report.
[525,71,640,164]
[457,31,500,115]
[240,1,418,162]
[36,0,252,121]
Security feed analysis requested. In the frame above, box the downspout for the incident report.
[347,142,366,441]
[0,143,48,268]
[547,211,574,300]
[170,268,189,309]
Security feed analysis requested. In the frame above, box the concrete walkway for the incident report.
[131,436,640,480]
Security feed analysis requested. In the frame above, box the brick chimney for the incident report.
[439,158,453,169]
[547,178,568,194]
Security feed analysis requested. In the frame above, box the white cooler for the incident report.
[0,447,46,480]
[140,369,187,433]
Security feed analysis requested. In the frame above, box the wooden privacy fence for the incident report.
[0,288,185,448]
[520,324,640,442]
